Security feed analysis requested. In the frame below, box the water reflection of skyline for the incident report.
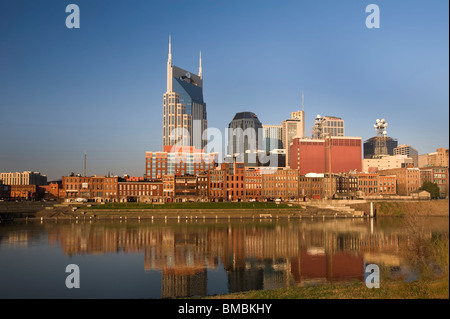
[1,218,448,298]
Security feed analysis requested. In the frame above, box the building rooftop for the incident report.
[232,112,261,121]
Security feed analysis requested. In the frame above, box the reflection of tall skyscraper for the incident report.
[163,37,207,150]
[227,267,264,293]
[161,270,207,298]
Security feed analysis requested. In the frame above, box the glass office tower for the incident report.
[227,112,263,166]
[163,37,207,150]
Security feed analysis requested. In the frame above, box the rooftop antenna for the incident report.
[84,150,87,177]
[374,118,388,158]
[199,51,202,79]
[301,91,304,112]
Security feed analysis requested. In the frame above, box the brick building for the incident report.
[419,166,449,198]
[356,173,396,197]
[10,185,43,200]
[174,175,198,202]
[334,174,359,198]
[261,167,299,201]
[197,174,209,201]
[40,182,62,199]
[378,167,419,196]
[245,168,262,201]
[378,175,397,196]
[62,175,119,202]
[224,163,246,201]
[319,173,361,199]
[118,180,163,202]
[298,175,323,200]
[163,175,175,200]
[290,137,362,175]
[208,167,225,202]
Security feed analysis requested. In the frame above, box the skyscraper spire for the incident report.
[167,35,173,92]
[168,35,172,65]
[199,51,202,79]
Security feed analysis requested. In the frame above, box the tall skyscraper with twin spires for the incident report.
[163,36,207,150]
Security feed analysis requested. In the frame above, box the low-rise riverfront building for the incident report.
[356,173,397,197]
[419,166,449,198]
[118,180,163,203]
[378,167,420,196]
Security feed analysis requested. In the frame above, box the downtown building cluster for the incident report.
[1,39,449,202]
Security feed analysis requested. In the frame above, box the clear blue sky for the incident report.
[0,0,448,180]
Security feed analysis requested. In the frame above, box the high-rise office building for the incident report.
[163,37,207,150]
[394,144,419,167]
[227,112,263,166]
[364,136,398,159]
[312,115,344,139]
[282,109,305,168]
[0,171,47,186]
[262,125,283,152]
[418,148,449,168]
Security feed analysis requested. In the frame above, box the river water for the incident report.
[0,216,448,298]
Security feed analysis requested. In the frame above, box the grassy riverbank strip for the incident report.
[206,277,449,299]
[349,200,449,217]
[30,202,308,219]
[85,202,299,210]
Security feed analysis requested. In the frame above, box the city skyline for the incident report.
[0,0,448,180]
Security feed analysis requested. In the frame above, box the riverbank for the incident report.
[2,199,448,220]
[87,202,297,210]
[0,201,54,213]
[349,200,449,217]
[206,277,449,299]
[32,204,345,220]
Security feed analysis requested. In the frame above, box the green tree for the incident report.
[419,182,441,199]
